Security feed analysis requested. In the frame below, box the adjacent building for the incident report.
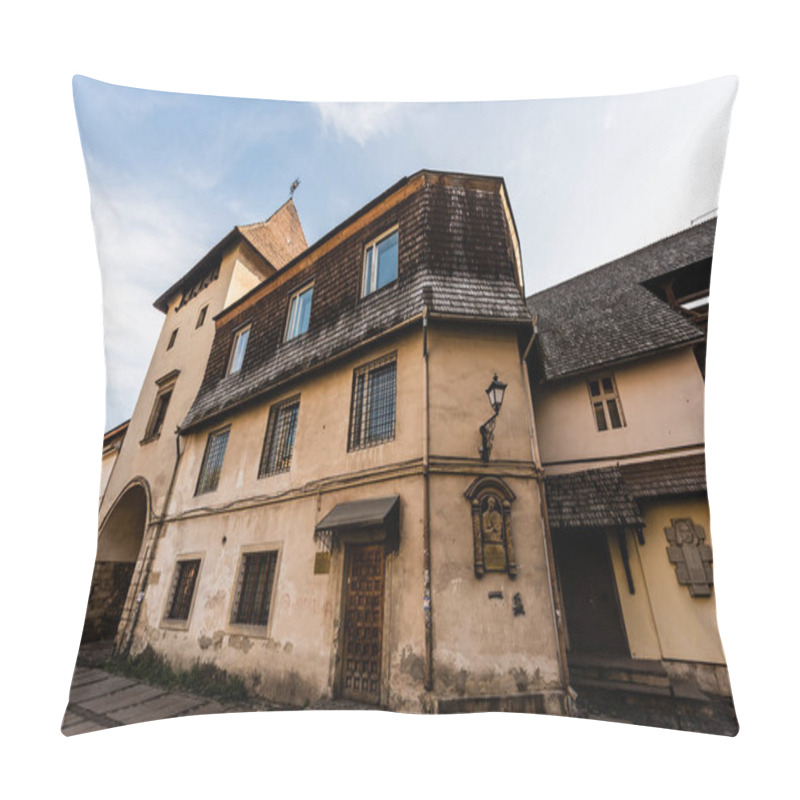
[84,172,735,729]
[527,219,735,729]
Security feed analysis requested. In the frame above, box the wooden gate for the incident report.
[341,543,385,704]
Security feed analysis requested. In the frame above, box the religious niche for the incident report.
[464,477,517,578]
[665,518,713,597]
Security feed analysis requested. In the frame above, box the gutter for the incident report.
[520,319,570,700]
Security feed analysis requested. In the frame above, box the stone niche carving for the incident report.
[665,518,713,597]
[464,477,517,578]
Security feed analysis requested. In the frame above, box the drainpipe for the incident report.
[121,427,185,657]
[520,321,570,697]
[422,307,433,692]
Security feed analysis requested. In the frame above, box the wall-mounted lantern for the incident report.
[479,374,507,462]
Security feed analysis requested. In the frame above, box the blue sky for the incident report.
[73,76,736,430]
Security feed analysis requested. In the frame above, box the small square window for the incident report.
[196,305,208,328]
[195,427,230,494]
[259,396,300,477]
[348,353,397,450]
[231,551,278,627]
[165,559,201,621]
[227,325,250,375]
[167,329,178,350]
[362,229,398,297]
[588,375,625,431]
[285,284,314,341]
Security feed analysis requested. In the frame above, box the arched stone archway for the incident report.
[82,483,149,643]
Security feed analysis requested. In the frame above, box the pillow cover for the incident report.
[65,76,738,736]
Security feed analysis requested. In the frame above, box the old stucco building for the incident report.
[84,172,734,728]
[88,171,566,715]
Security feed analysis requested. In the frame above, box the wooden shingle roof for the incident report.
[237,200,307,269]
[181,172,530,431]
[527,219,716,382]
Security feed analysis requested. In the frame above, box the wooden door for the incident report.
[341,543,385,704]
[553,531,629,657]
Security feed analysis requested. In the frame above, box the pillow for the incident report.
[65,75,738,736]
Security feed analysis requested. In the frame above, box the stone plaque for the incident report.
[314,552,331,575]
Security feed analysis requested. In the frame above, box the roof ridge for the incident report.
[527,217,717,301]
[237,197,298,232]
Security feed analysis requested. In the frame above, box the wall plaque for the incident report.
[464,476,517,577]
[665,518,713,597]
[314,551,331,575]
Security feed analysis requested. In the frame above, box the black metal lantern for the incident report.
[485,375,507,415]
[479,375,507,462]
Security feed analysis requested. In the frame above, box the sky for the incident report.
[73,75,737,430]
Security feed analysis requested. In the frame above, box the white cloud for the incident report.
[316,102,401,145]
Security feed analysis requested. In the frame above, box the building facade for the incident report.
[88,171,567,715]
[527,219,735,729]
[84,173,734,728]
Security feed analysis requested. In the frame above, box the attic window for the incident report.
[227,325,250,375]
[362,228,398,296]
[285,284,313,341]
[588,375,625,431]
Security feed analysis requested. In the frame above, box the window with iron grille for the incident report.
[231,551,278,627]
[348,353,397,450]
[259,396,300,477]
[195,427,230,494]
[165,559,201,621]
[362,228,398,296]
[588,375,625,431]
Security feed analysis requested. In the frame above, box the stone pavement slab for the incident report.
[70,675,138,704]
[107,692,208,725]
[80,684,166,715]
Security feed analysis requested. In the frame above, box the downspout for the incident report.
[520,320,570,698]
[422,306,433,693]
[121,427,185,656]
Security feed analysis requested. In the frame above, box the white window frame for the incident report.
[362,227,399,297]
[284,283,314,341]
[227,324,251,375]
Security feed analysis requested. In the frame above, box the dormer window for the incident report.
[228,325,250,375]
[362,228,398,297]
[285,284,314,341]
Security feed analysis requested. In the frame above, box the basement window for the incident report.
[195,426,230,494]
[588,375,625,431]
[165,558,201,622]
[227,325,250,375]
[285,284,314,341]
[362,228,398,296]
[231,551,278,627]
[259,396,300,477]
[348,353,397,450]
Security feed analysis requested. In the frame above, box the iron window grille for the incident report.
[195,426,230,494]
[362,228,398,296]
[259,396,300,477]
[227,325,251,375]
[166,559,201,621]
[196,305,208,328]
[231,551,278,627]
[348,353,397,451]
[167,329,178,350]
[285,284,314,341]
[588,375,626,431]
